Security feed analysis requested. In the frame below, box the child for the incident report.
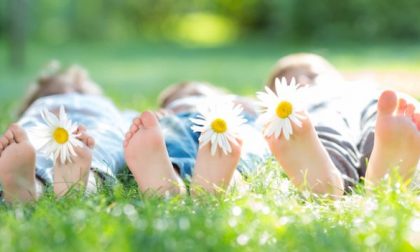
[265,53,420,195]
[124,81,268,195]
[0,62,135,202]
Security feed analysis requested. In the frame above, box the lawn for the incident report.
[0,39,420,251]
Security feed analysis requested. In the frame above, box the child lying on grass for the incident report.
[264,54,419,195]
[0,62,136,202]
[124,81,267,195]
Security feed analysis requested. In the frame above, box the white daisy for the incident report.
[30,105,82,165]
[190,98,246,156]
[256,77,304,140]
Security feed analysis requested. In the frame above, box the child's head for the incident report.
[18,61,102,116]
[158,81,227,109]
[267,53,343,89]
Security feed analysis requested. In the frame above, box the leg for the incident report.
[0,124,37,202]
[191,139,242,194]
[365,90,420,185]
[266,113,345,196]
[16,63,127,195]
[124,111,186,195]
[53,125,95,197]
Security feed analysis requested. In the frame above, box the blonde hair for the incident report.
[158,81,227,108]
[18,61,102,116]
[267,53,342,89]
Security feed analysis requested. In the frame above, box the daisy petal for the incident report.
[289,114,302,128]
[210,140,218,156]
[59,105,68,122]
[284,119,293,138]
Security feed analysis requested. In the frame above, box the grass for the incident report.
[1,39,420,251]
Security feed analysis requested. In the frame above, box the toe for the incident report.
[76,131,94,148]
[397,98,407,115]
[236,138,243,147]
[132,117,142,127]
[130,124,139,134]
[230,138,243,156]
[11,124,29,144]
[77,125,87,134]
[377,90,398,116]
[415,113,420,121]
[87,136,95,149]
[4,129,15,145]
[0,136,8,148]
[140,111,159,128]
[414,113,420,130]
[405,104,415,118]
[125,132,133,141]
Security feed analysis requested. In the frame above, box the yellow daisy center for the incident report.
[53,127,69,144]
[211,118,227,133]
[276,101,293,119]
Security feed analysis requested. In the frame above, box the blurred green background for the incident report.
[4,0,420,44]
[1,0,420,115]
[1,3,420,251]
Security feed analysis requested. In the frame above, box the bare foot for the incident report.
[124,111,185,195]
[53,126,94,197]
[0,124,37,202]
[365,90,420,185]
[266,113,344,196]
[191,138,242,194]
